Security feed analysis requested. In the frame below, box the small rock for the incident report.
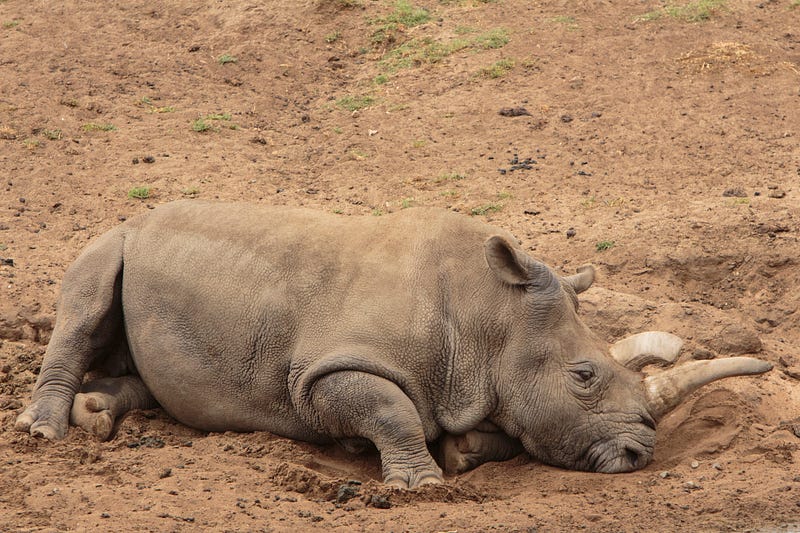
[768,189,786,199]
[336,482,360,503]
[691,460,699,469]
[706,323,762,355]
[369,494,391,509]
[684,481,701,491]
[560,114,573,123]
[159,468,172,479]
[498,107,531,117]
[566,228,576,239]
[692,348,715,360]
[659,471,670,479]
[782,366,800,380]
[712,463,723,471]
[722,187,747,197]
[142,155,156,164]
[101,513,110,519]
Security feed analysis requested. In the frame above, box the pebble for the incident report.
[659,471,670,479]
[712,463,723,471]
[498,107,531,117]
[768,189,786,199]
[369,494,391,509]
[691,460,699,469]
[566,228,576,239]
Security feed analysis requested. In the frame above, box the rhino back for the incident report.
[118,201,506,439]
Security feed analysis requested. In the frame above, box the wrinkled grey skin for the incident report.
[14,201,680,486]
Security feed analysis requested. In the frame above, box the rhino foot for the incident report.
[15,397,71,440]
[70,392,115,441]
[69,375,158,441]
[384,466,443,489]
[439,429,526,475]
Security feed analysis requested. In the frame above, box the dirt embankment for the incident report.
[1,0,799,531]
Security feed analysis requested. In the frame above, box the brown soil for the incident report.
[1,0,799,531]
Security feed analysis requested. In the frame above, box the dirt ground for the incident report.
[1,0,799,530]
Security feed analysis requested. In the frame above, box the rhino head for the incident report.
[484,236,771,473]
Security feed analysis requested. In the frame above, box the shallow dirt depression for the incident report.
[1,0,799,531]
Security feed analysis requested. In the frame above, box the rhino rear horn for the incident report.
[644,357,773,420]
[563,265,595,294]
[610,331,683,371]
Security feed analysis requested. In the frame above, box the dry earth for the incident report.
[1,0,800,531]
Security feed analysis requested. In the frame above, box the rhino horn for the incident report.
[609,331,683,371]
[643,357,773,420]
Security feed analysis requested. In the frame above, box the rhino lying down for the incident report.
[16,201,771,488]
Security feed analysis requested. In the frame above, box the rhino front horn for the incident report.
[643,357,773,420]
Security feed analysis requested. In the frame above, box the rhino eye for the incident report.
[570,366,596,387]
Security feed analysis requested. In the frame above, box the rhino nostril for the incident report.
[625,447,641,469]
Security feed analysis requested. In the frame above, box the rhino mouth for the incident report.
[580,415,655,473]
[581,430,654,473]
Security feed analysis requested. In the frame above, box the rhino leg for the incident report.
[15,229,126,440]
[70,375,157,440]
[438,429,525,475]
[309,371,443,489]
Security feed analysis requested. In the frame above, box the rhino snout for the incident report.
[586,438,654,473]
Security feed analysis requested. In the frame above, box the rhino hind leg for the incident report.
[70,375,158,440]
[438,429,525,475]
[308,370,443,489]
[15,228,127,440]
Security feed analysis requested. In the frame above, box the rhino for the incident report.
[16,201,771,488]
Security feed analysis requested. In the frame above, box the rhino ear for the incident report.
[563,265,595,294]
[485,236,528,285]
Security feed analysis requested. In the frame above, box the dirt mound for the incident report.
[1,0,799,531]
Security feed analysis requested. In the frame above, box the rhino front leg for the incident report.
[70,375,158,440]
[309,371,443,489]
[438,428,525,475]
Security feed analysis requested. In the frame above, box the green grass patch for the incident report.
[192,113,236,132]
[374,73,389,85]
[325,31,342,43]
[436,172,466,182]
[479,58,515,78]
[371,1,431,45]
[3,20,20,29]
[473,28,509,49]
[383,37,471,70]
[336,95,375,111]
[128,186,151,199]
[596,240,615,252]
[82,123,117,132]
[381,28,509,72]
[42,129,62,140]
[551,15,578,30]
[470,203,502,216]
[218,54,238,65]
[637,0,726,22]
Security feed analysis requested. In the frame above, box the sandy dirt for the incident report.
[1,0,799,530]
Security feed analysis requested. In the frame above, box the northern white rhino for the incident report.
[16,201,771,488]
